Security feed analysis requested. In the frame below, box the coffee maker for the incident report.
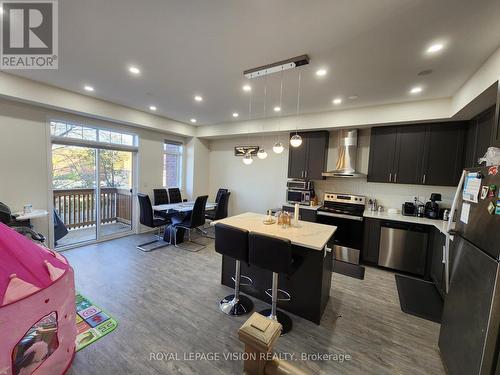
[424,193,441,219]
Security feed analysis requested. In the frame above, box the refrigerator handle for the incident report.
[444,169,466,294]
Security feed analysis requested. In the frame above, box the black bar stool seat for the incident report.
[215,223,253,316]
[249,232,300,335]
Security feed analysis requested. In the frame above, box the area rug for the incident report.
[75,293,118,351]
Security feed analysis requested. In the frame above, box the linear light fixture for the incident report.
[243,54,310,79]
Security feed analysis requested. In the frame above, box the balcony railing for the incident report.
[53,188,132,229]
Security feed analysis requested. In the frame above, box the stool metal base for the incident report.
[220,294,253,316]
[258,309,293,335]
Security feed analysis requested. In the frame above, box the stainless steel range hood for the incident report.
[322,129,366,178]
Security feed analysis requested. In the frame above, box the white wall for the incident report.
[0,97,188,241]
[207,129,457,216]
[208,135,290,215]
[0,100,51,236]
[185,137,210,200]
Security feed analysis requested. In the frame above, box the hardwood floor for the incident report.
[64,233,445,375]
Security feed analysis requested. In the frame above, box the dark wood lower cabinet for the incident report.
[430,228,446,298]
[221,243,333,325]
[361,218,381,264]
[282,206,317,222]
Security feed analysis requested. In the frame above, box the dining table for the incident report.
[152,201,217,243]
[152,201,217,214]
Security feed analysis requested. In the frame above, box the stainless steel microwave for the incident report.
[286,189,312,205]
[286,180,312,190]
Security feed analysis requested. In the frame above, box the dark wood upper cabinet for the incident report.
[288,131,329,180]
[492,82,500,148]
[422,122,466,187]
[367,127,397,183]
[465,106,495,168]
[393,125,426,184]
[368,122,466,186]
[288,134,308,179]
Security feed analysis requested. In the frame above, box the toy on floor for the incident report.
[0,223,76,375]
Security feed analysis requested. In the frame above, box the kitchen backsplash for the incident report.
[313,178,457,210]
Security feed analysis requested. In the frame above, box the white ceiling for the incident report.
[9,0,500,126]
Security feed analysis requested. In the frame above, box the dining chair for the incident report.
[169,195,208,252]
[202,192,231,238]
[168,188,185,204]
[153,188,170,205]
[136,193,169,252]
[215,188,229,204]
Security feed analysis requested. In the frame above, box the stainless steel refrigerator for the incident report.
[439,166,500,375]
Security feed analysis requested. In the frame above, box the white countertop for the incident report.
[211,212,336,251]
[282,203,323,211]
[363,211,454,234]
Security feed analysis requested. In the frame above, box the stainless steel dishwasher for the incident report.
[378,221,429,276]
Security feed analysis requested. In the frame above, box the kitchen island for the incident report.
[212,212,337,324]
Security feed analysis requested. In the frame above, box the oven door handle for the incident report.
[317,211,363,221]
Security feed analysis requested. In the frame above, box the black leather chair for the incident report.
[214,223,253,315]
[168,188,185,204]
[206,192,230,221]
[137,193,169,252]
[170,195,208,252]
[202,192,230,238]
[153,189,170,205]
[249,232,299,335]
[215,188,229,204]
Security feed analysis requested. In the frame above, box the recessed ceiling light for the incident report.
[149,105,157,111]
[410,86,423,94]
[427,43,444,54]
[316,69,327,77]
[332,98,342,105]
[190,118,197,123]
[242,85,252,92]
[128,66,140,75]
[194,95,203,102]
[83,85,94,92]
[348,95,359,100]
[232,112,239,118]
[273,106,281,112]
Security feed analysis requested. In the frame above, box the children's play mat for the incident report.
[75,293,118,351]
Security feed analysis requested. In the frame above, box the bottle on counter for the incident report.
[293,203,299,227]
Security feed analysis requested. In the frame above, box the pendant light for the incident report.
[243,153,253,165]
[257,72,268,160]
[290,68,303,148]
[243,86,254,165]
[273,68,285,154]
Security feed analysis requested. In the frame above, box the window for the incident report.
[50,121,136,147]
[163,141,183,188]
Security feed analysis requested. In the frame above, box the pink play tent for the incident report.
[0,223,76,375]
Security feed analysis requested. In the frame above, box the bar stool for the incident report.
[215,223,254,316]
[249,232,298,335]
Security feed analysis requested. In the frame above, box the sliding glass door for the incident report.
[98,149,133,238]
[50,121,137,249]
[52,144,98,247]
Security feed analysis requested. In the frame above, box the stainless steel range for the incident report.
[317,193,366,277]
